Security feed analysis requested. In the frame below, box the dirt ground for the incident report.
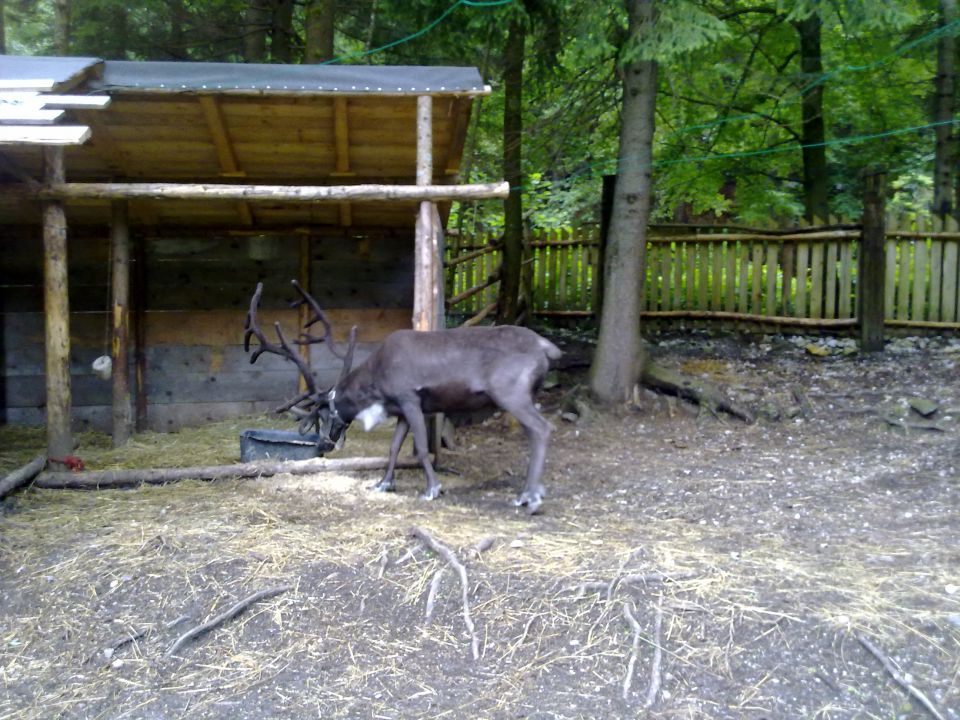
[1,329,959,720]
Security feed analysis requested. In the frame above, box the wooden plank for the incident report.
[333,96,352,175]
[110,201,132,446]
[1,92,110,109]
[809,241,824,319]
[711,240,724,311]
[724,241,736,312]
[558,228,570,310]
[911,236,928,321]
[659,239,672,311]
[0,107,65,124]
[0,125,91,145]
[896,239,911,320]
[795,243,809,318]
[685,243,696,309]
[697,243,709,310]
[672,241,683,309]
[942,239,958,323]
[838,240,853,318]
[0,80,57,91]
[750,243,763,314]
[737,242,750,313]
[884,237,897,319]
[824,241,838,319]
[765,243,778,316]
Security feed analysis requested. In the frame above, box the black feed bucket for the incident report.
[239,429,335,462]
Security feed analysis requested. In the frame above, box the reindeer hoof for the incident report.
[420,484,442,501]
[513,491,544,515]
[371,478,396,493]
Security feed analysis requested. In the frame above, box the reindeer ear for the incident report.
[339,326,358,383]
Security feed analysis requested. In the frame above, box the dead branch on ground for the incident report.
[411,526,484,660]
[643,595,664,710]
[641,364,755,423]
[425,536,494,622]
[0,455,46,500]
[855,632,946,720]
[166,585,293,658]
[621,602,642,701]
[567,570,697,599]
[34,456,420,490]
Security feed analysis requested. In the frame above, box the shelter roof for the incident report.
[0,55,487,230]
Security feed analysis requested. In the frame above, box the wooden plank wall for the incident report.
[1,228,413,431]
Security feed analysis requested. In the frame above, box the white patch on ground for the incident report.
[269,471,406,504]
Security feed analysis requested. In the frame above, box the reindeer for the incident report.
[244,280,561,513]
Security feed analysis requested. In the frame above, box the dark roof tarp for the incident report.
[0,55,485,96]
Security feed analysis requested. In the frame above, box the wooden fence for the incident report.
[444,216,960,330]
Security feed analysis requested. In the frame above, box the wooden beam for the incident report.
[443,98,470,176]
[30,180,510,202]
[0,92,111,109]
[42,146,73,463]
[0,125,91,145]
[198,96,253,225]
[0,80,58,91]
[332,97,354,226]
[111,201,133,447]
[0,107,65,124]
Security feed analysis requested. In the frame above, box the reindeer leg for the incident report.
[372,418,409,493]
[401,402,442,501]
[491,393,551,514]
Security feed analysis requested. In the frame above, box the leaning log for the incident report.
[641,364,755,423]
[33,456,421,490]
[0,455,47,500]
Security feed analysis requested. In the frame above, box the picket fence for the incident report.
[445,216,960,330]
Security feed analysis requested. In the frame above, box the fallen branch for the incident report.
[425,536,494,621]
[855,632,946,720]
[622,602,642,701]
[567,571,697,599]
[641,364,755,423]
[166,585,293,658]
[411,526,481,660]
[0,455,46,500]
[643,596,664,710]
[34,456,420,490]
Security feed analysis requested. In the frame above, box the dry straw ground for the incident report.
[1,331,958,719]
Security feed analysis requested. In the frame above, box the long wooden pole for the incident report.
[860,172,886,351]
[30,181,509,203]
[110,200,132,447]
[413,95,437,332]
[42,146,73,464]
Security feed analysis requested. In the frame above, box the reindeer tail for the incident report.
[538,337,562,361]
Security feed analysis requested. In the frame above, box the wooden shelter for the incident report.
[0,56,505,456]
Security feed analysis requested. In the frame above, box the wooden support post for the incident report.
[859,171,886,352]
[414,95,444,455]
[414,94,437,333]
[133,231,149,431]
[298,234,312,393]
[42,146,73,462]
[110,201,132,447]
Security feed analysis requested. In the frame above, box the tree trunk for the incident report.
[497,10,526,325]
[272,0,294,63]
[243,0,269,62]
[588,0,657,404]
[794,12,829,224]
[53,0,70,55]
[305,0,335,63]
[934,0,956,218]
[0,0,6,54]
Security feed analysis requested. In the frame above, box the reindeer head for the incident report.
[244,280,357,446]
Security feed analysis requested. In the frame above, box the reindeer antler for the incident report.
[289,279,358,381]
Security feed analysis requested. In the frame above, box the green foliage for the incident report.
[4,0,955,227]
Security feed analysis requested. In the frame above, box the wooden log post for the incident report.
[110,201,133,447]
[414,95,443,456]
[859,171,887,352]
[133,231,149,432]
[42,146,73,464]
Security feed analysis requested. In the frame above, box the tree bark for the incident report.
[305,0,335,63]
[589,0,657,403]
[53,0,70,55]
[243,0,269,62]
[934,0,956,218]
[795,12,829,224]
[497,9,526,325]
[272,0,294,63]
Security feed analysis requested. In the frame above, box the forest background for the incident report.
[3,0,956,229]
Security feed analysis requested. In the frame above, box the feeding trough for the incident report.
[239,429,335,463]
